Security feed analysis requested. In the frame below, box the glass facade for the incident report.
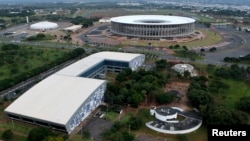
[79,60,129,78]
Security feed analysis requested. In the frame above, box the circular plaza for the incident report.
[110,15,195,39]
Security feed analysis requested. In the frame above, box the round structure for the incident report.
[110,15,195,39]
[172,64,194,75]
[30,21,58,30]
[146,106,202,134]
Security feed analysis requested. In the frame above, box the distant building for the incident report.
[30,21,58,30]
[110,15,195,39]
[0,23,5,29]
[117,2,142,6]
[4,51,145,134]
[172,63,196,76]
[63,25,82,32]
[99,17,111,23]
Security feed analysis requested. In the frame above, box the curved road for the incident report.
[203,27,250,65]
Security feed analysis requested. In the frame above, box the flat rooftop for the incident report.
[5,74,105,125]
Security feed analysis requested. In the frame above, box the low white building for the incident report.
[4,51,145,134]
[99,17,111,23]
[63,25,82,32]
[30,21,58,30]
[172,63,196,76]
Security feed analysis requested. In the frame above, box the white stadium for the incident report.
[4,51,145,134]
[110,15,195,39]
[30,21,59,30]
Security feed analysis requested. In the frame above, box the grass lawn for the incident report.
[0,102,33,141]
[216,79,250,108]
[180,29,222,48]
[105,111,119,122]
[196,16,216,23]
[119,113,131,124]
[0,45,72,91]
[135,124,208,141]
[0,130,27,141]
[25,33,56,41]
[0,46,69,81]
[121,28,222,48]
[130,108,208,141]
[68,134,92,141]
[0,121,33,135]
[185,124,208,141]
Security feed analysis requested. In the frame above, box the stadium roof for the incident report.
[111,15,195,25]
[5,74,105,125]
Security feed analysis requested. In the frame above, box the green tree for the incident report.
[176,134,188,141]
[116,71,127,82]
[183,70,191,78]
[45,136,64,141]
[174,44,180,49]
[155,59,167,71]
[155,92,174,104]
[209,78,230,93]
[122,131,134,141]
[27,127,51,141]
[2,129,13,141]
[82,130,91,139]
[187,89,211,108]
[37,33,45,39]
[1,44,19,50]
[206,105,248,125]
[127,116,143,130]
[183,45,188,50]
[128,93,143,107]
[237,96,250,112]
[70,48,85,58]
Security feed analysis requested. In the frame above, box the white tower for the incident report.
[26,16,29,23]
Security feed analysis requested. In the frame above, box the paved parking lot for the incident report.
[80,117,113,141]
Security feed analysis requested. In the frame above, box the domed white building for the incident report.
[172,63,196,76]
[30,21,59,30]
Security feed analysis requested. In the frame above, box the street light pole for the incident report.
[11,118,14,128]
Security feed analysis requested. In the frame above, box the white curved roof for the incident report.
[111,15,195,25]
[4,75,105,125]
[56,51,144,76]
[30,21,58,30]
[4,51,145,126]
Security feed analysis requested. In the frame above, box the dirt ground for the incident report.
[136,134,170,141]
[164,81,191,111]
